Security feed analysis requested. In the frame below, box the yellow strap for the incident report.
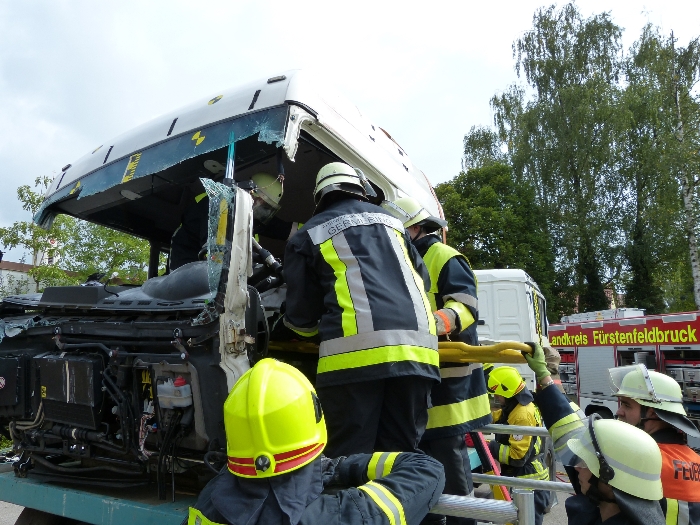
[215,200,228,245]
[666,498,679,525]
[426,393,491,429]
[319,238,357,337]
[368,452,401,479]
[188,507,226,525]
[359,481,407,525]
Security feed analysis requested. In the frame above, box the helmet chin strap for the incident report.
[585,475,617,505]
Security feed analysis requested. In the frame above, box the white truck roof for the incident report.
[474,268,541,291]
[37,70,441,229]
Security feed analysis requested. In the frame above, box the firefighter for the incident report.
[610,364,700,524]
[185,359,446,525]
[487,366,550,525]
[523,343,666,525]
[170,172,288,271]
[283,162,439,457]
[382,197,491,525]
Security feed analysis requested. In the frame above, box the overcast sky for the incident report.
[1,1,699,262]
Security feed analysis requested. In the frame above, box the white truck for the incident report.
[474,269,549,391]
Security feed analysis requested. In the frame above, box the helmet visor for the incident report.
[253,198,280,224]
[609,364,678,404]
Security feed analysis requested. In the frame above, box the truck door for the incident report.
[578,345,617,418]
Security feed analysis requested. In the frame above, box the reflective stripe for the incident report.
[318,344,439,374]
[679,501,690,525]
[283,317,319,337]
[368,452,401,480]
[427,393,491,429]
[359,481,407,525]
[444,292,478,311]
[440,363,481,379]
[320,330,437,357]
[194,192,208,204]
[308,212,404,245]
[500,444,511,464]
[667,499,679,525]
[332,232,374,333]
[576,431,661,481]
[386,227,435,334]
[319,237,357,336]
[550,413,585,454]
[444,300,475,332]
[188,508,225,525]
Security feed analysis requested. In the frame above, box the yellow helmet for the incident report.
[487,366,525,398]
[381,197,447,233]
[567,416,663,500]
[225,359,326,478]
[313,162,373,206]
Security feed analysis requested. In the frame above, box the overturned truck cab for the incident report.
[0,70,442,494]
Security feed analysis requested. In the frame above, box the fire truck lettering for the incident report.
[583,334,588,344]
[689,326,697,342]
[639,331,645,343]
[681,330,688,343]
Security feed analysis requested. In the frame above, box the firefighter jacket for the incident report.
[412,236,491,440]
[534,385,666,525]
[283,199,440,388]
[653,428,700,525]
[488,389,548,480]
[186,452,446,525]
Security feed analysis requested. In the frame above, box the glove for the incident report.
[544,345,561,375]
[487,439,501,461]
[321,455,347,486]
[524,342,549,381]
[433,309,456,336]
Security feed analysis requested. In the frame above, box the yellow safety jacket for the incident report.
[491,397,549,481]
[413,236,490,439]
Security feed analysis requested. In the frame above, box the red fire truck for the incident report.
[550,309,700,445]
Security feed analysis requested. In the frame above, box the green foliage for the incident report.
[0,178,151,291]
[435,163,575,318]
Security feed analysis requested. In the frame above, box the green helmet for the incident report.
[567,416,663,500]
[610,364,700,437]
[313,162,376,208]
[381,197,447,233]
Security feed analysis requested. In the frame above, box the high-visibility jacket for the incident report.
[653,429,700,525]
[283,199,439,388]
[413,235,491,440]
[185,452,446,525]
[490,392,549,481]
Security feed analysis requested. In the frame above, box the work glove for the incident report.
[487,439,502,462]
[433,308,456,336]
[321,455,347,486]
[523,342,549,381]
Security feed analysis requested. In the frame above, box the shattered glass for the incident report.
[202,178,235,299]
[35,106,287,228]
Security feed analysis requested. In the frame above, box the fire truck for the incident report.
[550,308,700,446]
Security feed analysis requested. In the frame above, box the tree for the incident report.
[435,162,570,317]
[0,178,151,292]
[491,3,627,313]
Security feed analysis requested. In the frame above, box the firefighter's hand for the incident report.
[487,439,501,461]
[433,309,456,336]
[524,342,549,380]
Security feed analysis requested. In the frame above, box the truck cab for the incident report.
[0,70,443,494]
[474,269,549,391]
